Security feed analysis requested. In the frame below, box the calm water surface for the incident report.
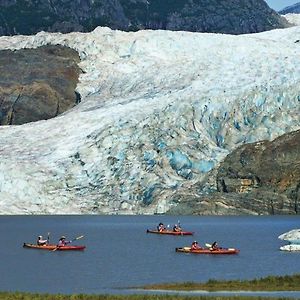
[0,215,299,295]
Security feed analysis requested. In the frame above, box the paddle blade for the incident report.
[205,243,212,248]
[74,235,84,241]
[183,247,191,250]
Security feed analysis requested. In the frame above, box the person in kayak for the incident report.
[157,222,166,232]
[173,224,182,232]
[37,235,48,246]
[211,241,219,250]
[191,241,202,250]
[57,236,71,247]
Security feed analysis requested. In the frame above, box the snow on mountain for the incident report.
[0,25,300,214]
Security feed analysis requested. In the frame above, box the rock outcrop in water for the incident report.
[0,45,81,125]
[0,24,300,214]
[0,0,290,36]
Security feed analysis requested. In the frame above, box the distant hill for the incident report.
[0,0,290,36]
[279,2,300,14]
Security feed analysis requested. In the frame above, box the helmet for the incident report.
[38,236,42,239]
[60,236,66,239]
[193,241,198,244]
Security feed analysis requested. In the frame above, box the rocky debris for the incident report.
[0,0,290,36]
[0,45,81,125]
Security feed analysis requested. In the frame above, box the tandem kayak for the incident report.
[176,247,239,254]
[146,229,193,236]
[23,243,86,251]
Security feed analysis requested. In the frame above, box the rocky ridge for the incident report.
[0,0,290,36]
[0,25,299,214]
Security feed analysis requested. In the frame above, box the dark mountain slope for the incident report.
[279,2,300,14]
[0,0,290,36]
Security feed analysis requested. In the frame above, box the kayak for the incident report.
[176,246,239,254]
[146,229,193,236]
[23,243,86,251]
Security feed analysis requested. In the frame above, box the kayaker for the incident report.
[191,241,202,250]
[57,236,70,247]
[37,235,48,246]
[157,222,166,232]
[211,241,219,250]
[173,224,182,232]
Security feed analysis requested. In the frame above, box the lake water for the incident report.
[0,215,300,295]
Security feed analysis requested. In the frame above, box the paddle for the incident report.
[70,235,84,242]
[183,247,191,250]
[206,242,229,250]
[205,243,216,251]
[47,232,50,244]
[52,235,84,251]
[177,220,184,235]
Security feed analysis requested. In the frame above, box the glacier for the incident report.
[284,13,300,26]
[0,23,300,214]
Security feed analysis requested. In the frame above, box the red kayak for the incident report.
[23,243,86,251]
[146,229,193,236]
[176,247,239,254]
